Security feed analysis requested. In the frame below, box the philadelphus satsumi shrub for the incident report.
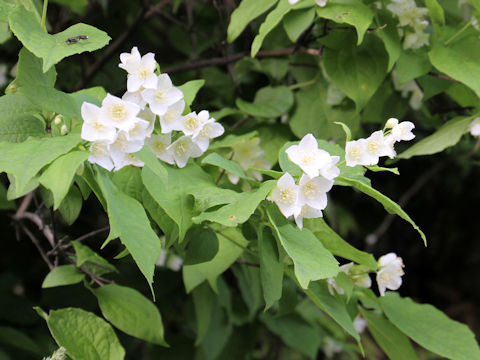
[81,47,224,171]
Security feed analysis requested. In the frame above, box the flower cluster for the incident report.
[81,47,224,171]
[327,253,405,297]
[345,118,415,167]
[387,0,430,49]
[228,137,271,184]
[270,134,339,229]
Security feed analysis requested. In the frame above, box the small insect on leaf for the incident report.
[65,35,89,45]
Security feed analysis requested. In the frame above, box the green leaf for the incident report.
[0,182,15,210]
[182,227,248,293]
[267,204,339,289]
[193,181,275,226]
[236,86,294,118]
[93,284,167,346]
[42,265,85,288]
[251,0,292,57]
[381,293,480,360]
[316,0,374,45]
[209,131,258,150]
[184,227,219,265]
[58,185,83,225]
[9,6,111,72]
[46,308,125,360]
[336,175,426,244]
[112,166,143,202]
[282,7,315,42]
[366,165,399,175]
[39,151,89,209]
[0,1,14,23]
[359,307,418,360]
[72,241,117,276]
[0,93,44,142]
[305,218,377,270]
[258,227,283,310]
[192,282,214,345]
[14,47,57,88]
[0,134,80,197]
[429,27,480,98]
[324,34,388,112]
[398,116,474,159]
[375,10,402,71]
[96,170,161,291]
[177,79,204,112]
[201,152,248,181]
[232,263,262,320]
[261,313,322,359]
[396,50,431,85]
[227,0,277,43]
[425,0,445,28]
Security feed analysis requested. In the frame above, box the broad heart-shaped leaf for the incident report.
[182,227,248,293]
[335,175,426,244]
[359,307,418,360]
[282,7,316,42]
[236,86,294,118]
[0,93,44,142]
[184,227,219,265]
[305,218,377,270]
[72,241,117,276]
[429,27,480,99]
[13,47,57,88]
[324,34,388,112]
[396,49,431,85]
[316,0,374,45]
[227,0,277,43]
[267,204,339,289]
[0,134,80,198]
[93,284,167,346]
[177,79,205,113]
[398,116,474,159]
[46,308,125,360]
[42,265,85,288]
[258,227,283,310]
[9,6,110,72]
[141,162,239,242]
[59,185,83,225]
[381,293,480,360]
[96,170,161,292]
[39,151,89,210]
[193,181,275,226]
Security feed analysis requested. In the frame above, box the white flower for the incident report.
[315,0,327,6]
[345,139,368,167]
[320,155,340,180]
[298,174,333,210]
[469,117,480,137]
[122,88,147,109]
[192,118,224,152]
[387,0,428,28]
[167,135,203,168]
[88,141,114,171]
[327,277,344,296]
[270,173,301,218]
[141,74,184,116]
[288,0,300,3]
[126,118,151,141]
[385,117,399,129]
[159,100,185,134]
[353,316,367,334]
[111,152,144,171]
[376,252,405,296]
[109,131,144,155]
[391,121,415,141]
[285,134,330,178]
[81,102,117,143]
[98,94,141,132]
[342,262,372,289]
[409,86,423,110]
[179,112,203,137]
[146,133,174,164]
[119,47,157,92]
[294,205,323,229]
[403,29,430,49]
[364,130,394,165]
[137,106,156,137]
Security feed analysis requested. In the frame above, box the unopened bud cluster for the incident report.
[80,47,224,171]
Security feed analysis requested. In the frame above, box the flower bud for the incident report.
[53,115,63,126]
[385,117,399,129]
[60,124,68,136]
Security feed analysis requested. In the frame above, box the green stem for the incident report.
[288,73,320,90]
[444,18,473,46]
[41,0,48,31]
[337,160,346,167]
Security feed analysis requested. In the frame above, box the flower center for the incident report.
[348,146,362,161]
[110,104,127,122]
[184,116,199,131]
[154,141,166,153]
[367,141,380,155]
[301,151,315,165]
[175,140,190,156]
[155,90,168,103]
[279,187,296,205]
[91,143,108,156]
[303,182,318,199]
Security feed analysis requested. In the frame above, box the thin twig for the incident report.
[12,212,55,247]
[73,225,110,243]
[20,226,54,270]
[428,72,460,83]
[16,192,34,216]
[215,152,234,185]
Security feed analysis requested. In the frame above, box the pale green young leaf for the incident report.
[316,0,374,45]
[359,307,418,360]
[201,152,248,181]
[58,185,82,225]
[182,227,248,293]
[14,47,57,88]
[93,284,167,346]
[398,116,474,159]
[324,34,388,112]
[258,227,283,310]
[46,308,125,360]
[96,170,161,291]
[0,134,80,197]
[42,265,85,288]
[9,6,111,72]
[335,176,426,244]
[381,293,480,360]
[282,7,315,42]
[39,151,89,210]
[304,218,377,270]
[227,0,278,43]
[72,241,117,275]
[267,204,339,289]
[71,86,107,107]
[236,86,294,118]
[192,180,275,226]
